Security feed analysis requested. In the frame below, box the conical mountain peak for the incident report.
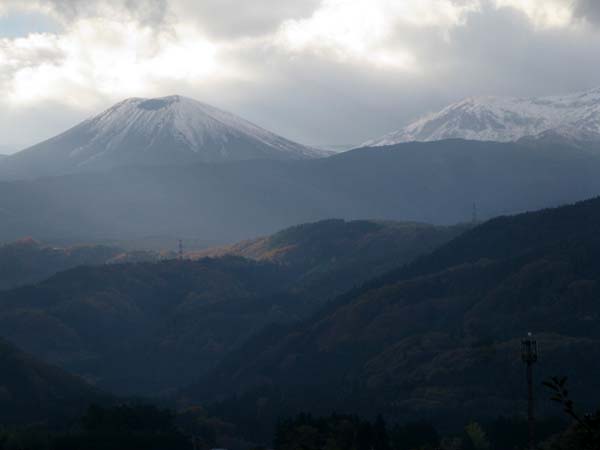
[0,95,327,180]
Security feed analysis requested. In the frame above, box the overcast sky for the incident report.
[1,0,600,152]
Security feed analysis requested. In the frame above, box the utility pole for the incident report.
[521,332,538,450]
[178,239,184,261]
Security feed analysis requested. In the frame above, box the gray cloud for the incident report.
[43,0,319,37]
[0,35,65,94]
[2,0,600,151]
[172,0,320,38]
[574,0,600,24]
[222,3,600,146]
[45,0,168,26]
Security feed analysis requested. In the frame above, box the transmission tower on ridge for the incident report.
[521,332,538,450]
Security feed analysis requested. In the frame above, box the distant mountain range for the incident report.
[1,139,600,243]
[0,95,328,180]
[363,87,600,146]
[3,88,600,182]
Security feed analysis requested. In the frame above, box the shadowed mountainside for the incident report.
[0,239,122,291]
[0,257,295,395]
[0,219,463,396]
[0,338,107,426]
[189,196,600,430]
[2,139,600,243]
[0,238,171,291]
[193,219,469,299]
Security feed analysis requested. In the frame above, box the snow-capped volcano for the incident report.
[0,95,327,179]
[362,87,600,147]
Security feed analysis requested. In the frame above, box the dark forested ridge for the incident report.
[2,139,600,243]
[0,239,124,290]
[0,338,106,425]
[0,257,296,395]
[0,219,460,396]
[193,219,469,299]
[189,196,600,429]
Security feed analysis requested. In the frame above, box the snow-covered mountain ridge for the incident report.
[362,87,600,147]
[0,95,327,180]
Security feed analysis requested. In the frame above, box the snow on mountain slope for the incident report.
[0,95,327,179]
[0,146,11,157]
[362,87,600,147]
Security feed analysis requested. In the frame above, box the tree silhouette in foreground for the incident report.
[542,377,600,450]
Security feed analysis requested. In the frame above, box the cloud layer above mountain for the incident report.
[1,0,600,150]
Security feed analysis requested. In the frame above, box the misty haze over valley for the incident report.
[2,2,600,450]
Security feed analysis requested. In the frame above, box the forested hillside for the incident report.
[0,239,124,290]
[0,238,171,291]
[191,197,600,430]
[194,219,469,299]
[0,219,461,395]
[0,338,106,425]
